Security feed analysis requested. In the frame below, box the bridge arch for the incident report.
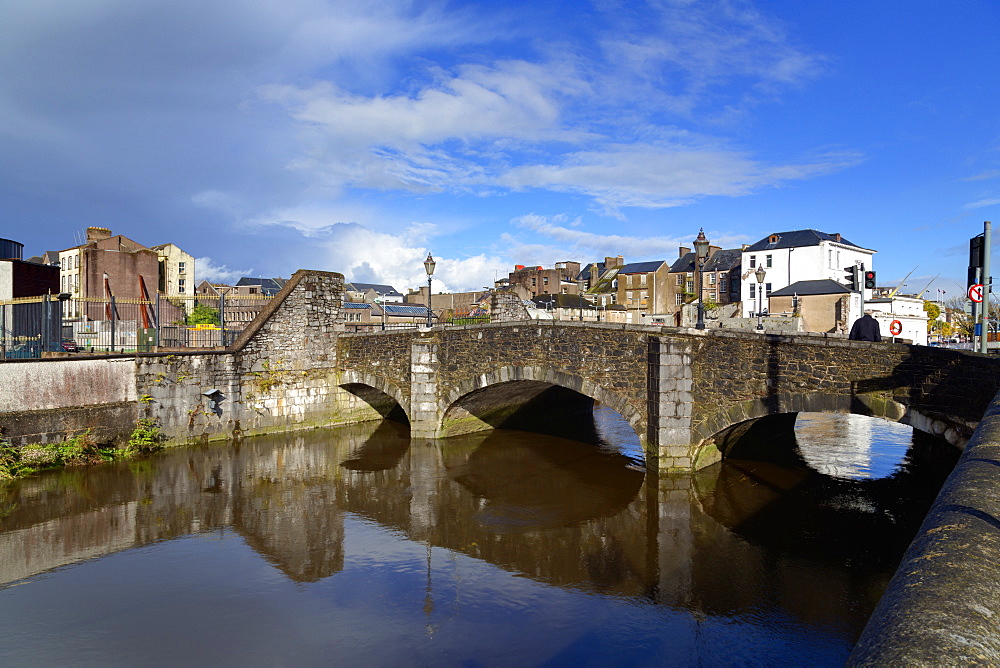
[337,370,410,423]
[439,365,645,443]
[691,389,972,466]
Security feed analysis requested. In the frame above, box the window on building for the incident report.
[178,262,186,273]
[640,274,647,286]
[719,278,727,292]
[709,291,716,301]
[766,254,772,268]
[543,277,549,286]
[675,294,684,305]
[708,273,716,285]
[676,274,684,286]
[765,283,772,296]
[749,255,756,268]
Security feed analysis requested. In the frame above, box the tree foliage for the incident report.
[184,303,220,326]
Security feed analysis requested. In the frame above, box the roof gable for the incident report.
[618,260,666,274]
[768,279,851,296]
[346,282,403,297]
[744,229,867,252]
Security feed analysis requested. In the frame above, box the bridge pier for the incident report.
[649,337,715,471]
[409,332,441,439]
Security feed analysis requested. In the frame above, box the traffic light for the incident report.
[843,266,858,290]
[864,270,876,290]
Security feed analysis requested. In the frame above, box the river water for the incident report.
[0,410,957,666]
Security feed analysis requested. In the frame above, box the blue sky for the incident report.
[2,0,998,299]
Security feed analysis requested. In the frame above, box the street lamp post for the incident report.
[755,266,766,331]
[217,285,232,346]
[423,253,436,328]
[577,278,585,321]
[694,229,710,330]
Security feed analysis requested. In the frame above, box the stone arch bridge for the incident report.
[336,321,1000,469]
[7,270,998,472]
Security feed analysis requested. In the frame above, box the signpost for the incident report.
[969,223,992,353]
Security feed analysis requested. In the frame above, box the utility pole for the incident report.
[980,221,992,354]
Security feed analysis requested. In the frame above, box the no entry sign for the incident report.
[969,283,984,303]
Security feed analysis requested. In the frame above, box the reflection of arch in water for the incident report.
[338,372,409,423]
[699,425,958,568]
[440,366,644,446]
[444,429,646,532]
[339,420,411,472]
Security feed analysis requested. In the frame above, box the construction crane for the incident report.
[915,274,941,299]
[885,266,918,299]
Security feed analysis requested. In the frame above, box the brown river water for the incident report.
[0,409,957,666]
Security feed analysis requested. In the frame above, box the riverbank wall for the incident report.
[849,388,1000,665]
[0,270,385,447]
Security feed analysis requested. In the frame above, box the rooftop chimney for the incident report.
[87,227,112,243]
[679,246,691,258]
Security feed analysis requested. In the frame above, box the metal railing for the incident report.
[1,293,273,358]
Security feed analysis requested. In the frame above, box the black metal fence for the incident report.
[2,294,498,359]
[1,293,273,359]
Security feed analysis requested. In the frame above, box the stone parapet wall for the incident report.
[848,388,1000,665]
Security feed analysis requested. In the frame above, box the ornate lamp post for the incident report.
[423,252,436,327]
[577,277,585,321]
[755,265,766,331]
[694,229,710,330]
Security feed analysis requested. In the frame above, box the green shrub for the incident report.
[0,440,33,480]
[125,419,163,456]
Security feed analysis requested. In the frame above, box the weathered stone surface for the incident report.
[5,269,1000,475]
[848,390,1000,666]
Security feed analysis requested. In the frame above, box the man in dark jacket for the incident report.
[849,311,882,341]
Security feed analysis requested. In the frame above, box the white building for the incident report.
[867,296,929,345]
[151,243,196,314]
[741,229,876,320]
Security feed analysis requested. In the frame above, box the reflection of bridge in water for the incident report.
[0,416,954,637]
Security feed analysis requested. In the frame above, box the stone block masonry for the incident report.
[5,267,1000,476]
[141,270,388,444]
[848,387,1000,665]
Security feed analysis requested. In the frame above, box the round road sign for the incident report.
[889,320,902,336]
[969,283,984,303]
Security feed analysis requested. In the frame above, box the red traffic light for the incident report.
[863,270,876,289]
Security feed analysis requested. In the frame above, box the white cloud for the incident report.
[239,221,509,293]
[964,197,1000,210]
[196,257,254,284]
[506,214,751,263]
[962,169,1000,182]
[254,0,839,212]
[501,147,862,215]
